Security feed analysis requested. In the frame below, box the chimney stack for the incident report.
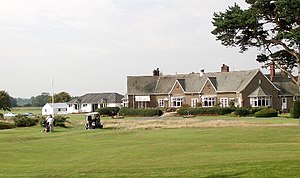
[221,64,229,72]
[200,68,205,76]
[270,62,275,81]
[153,68,160,76]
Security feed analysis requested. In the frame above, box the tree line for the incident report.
[0,90,73,110]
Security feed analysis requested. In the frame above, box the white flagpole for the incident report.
[51,76,54,115]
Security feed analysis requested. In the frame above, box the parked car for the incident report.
[23,112,34,116]
[4,112,18,117]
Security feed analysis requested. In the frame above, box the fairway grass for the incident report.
[1,121,300,177]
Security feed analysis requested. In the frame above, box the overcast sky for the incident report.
[0,0,264,98]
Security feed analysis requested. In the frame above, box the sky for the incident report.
[0,0,264,98]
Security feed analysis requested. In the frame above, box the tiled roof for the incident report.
[127,76,159,95]
[270,74,300,96]
[45,103,67,108]
[69,93,124,104]
[127,69,260,94]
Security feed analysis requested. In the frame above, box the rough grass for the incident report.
[103,117,298,130]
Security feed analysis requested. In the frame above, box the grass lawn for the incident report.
[1,114,300,177]
[0,107,42,115]
[1,107,300,177]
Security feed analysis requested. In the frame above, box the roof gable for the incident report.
[238,70,280,92]
[169,79,186,94]
[248,86,271,97]
[200,78,217,94]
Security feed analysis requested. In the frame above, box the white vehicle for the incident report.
[4,112,18,117]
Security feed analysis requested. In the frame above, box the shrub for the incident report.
[13,115,38,127]
[97,107,120,116]
[255,108,278,118]
[0,122,15,130]
[234,107,250,117]
[53,115,69,127]
[119,108,163,117]
[36,115,47,127]
[181,104,191,108]
[249,107,265,115]
[177,107,235,116]
[290,100,300,118]
[0,113,3,119]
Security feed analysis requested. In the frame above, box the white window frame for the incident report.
[171,97,184,108]
[158,99,164,107]
[202,96,216,107]
[220,98,229,107]
[281,97,287,110]
[123,100,129,108]
[191,98,199,108]
[137,101,147,108]
[250,96,271,107]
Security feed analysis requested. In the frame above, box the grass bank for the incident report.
[1,120,300,177]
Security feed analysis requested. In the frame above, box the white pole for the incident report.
[51,76,54,115]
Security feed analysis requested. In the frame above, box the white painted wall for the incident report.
[42,104,54,115]
[67,103,122,113]
[42,103,68,115]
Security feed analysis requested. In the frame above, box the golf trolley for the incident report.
[85,112,103,129]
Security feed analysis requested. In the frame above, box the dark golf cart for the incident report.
[85,112,103,129]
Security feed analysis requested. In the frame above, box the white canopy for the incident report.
[135,96,150,102]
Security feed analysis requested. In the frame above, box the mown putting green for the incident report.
[1,120,300,177]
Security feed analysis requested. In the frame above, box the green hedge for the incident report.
[13,115,39,127]
[233,107,251,117]
[96,107,120,116]
[177,107,266,117]
[0,122,15,130]
[233,107,265,117]
[255,108,278,118]
[177,107,235,116]
[53,115,69,127]
[119,108,163,117]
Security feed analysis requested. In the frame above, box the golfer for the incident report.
[46,115,54,132]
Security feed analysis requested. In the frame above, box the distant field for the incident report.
[0,107,42,115]
[1,113,300,177]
